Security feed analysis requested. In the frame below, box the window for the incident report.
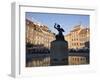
[74,43,76,46]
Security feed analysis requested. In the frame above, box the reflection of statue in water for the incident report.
[54,23,65,36]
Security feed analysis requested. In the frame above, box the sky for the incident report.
[26,12,89,35]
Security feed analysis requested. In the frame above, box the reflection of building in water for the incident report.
[69,56,87,65]
[26,56,50,67]
[26,19,55,49]
[26,53,89,67]
[65,25,90,50]
[68,53,89,65]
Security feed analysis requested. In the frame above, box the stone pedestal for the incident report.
[50,35,68,66]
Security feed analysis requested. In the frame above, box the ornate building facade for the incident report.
[65,25,90,50]
[26,19,55,49]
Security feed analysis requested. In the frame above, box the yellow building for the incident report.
[26,19,55,49]
[65,25,90,50]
